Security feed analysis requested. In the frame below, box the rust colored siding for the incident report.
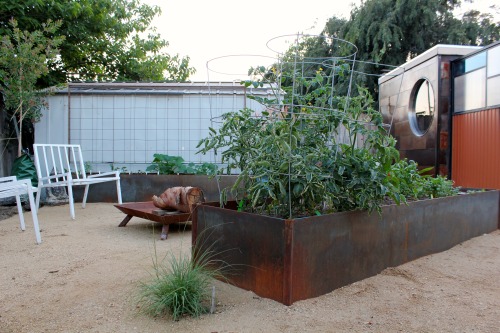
[452,108,500,189]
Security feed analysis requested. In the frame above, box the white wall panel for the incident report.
[37,84,271,172]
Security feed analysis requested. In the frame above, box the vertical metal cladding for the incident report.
[452,107,500,189]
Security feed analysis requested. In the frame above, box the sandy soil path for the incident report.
[0,203,499,333]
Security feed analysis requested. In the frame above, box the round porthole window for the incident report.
[409,79,435,136]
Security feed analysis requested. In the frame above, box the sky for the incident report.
[142,0,361,81]
[142,0,498,81]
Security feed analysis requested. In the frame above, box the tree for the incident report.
[0,19,64,156]
[339,0,499,65]
[301,0,500,99]
[0,0,195,86]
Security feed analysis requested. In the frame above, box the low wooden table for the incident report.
[114,201,192,240]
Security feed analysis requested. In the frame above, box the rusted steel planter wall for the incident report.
[193,191,500,305]
[72,174,237,203]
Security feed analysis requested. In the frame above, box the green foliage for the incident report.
[387,159,459,200]
[421,175,460,199]
[299,0,500,100]
[146,154,185,174]
[0,0,195,85]
[386,159,426,200]
[11,153,38,187]
[84,162,92,174]
[198,78,403,217]
[195,162,219,176]
[0,18,64,156]
[110,164,127,173]
[198,67,458,218]
[138,249,222,321]
[243,51,354,105]
[146,154,218,175]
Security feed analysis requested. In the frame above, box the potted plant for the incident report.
[70,154,237,204]
[193,58,499,305]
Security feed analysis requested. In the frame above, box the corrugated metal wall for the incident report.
[451,107,500,189]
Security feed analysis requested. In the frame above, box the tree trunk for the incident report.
[17,101,23,157]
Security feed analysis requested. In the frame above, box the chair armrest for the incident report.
[0,178,32,192]
[38,172,73,184]
[87,171,120,179]
[0,176,18,184]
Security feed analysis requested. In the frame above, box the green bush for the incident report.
[387,159,459,200]
[146,154,218,175]
[197,84,403,217]
[197,65,458,218]
[138,249,222,321]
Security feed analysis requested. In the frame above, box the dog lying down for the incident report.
[152,186,205,213]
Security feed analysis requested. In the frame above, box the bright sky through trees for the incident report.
[143,0,497,81]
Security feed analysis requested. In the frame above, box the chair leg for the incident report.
[35,186,41,211]
[116,180,122,204]
[27,189,42,244]
[82,184,90,208]
[15,194,26,231]
[68,185,75,220]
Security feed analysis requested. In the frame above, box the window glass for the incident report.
[453,59,466,77]
[454,68,486,112]
[465,52,486,72]
[487,45,500,77]
[410,79,435,136]
[487,76,500,107]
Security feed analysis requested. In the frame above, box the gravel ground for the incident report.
[0,203,499,333]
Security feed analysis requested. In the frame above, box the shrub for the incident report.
[387,159,459,201]
[197,84,403,217]
[138,248,222,321]
[197,63,458,218]
[146,153,218,175]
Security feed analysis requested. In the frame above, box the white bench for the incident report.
[0,176,41,244]
[33,144,122,219]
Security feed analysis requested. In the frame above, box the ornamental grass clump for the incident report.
[138,247,223,321]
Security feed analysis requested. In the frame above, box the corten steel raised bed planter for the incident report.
[71,174,237,203]
[192,190,500,305]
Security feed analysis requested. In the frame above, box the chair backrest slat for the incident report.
[57,146,67,181]
[42,146,50,183]
[76,147,87,180]
[49,146,59,180]
[70,146,83,179]
[34,144,88,184]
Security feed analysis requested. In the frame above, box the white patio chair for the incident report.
[0,176,42,244]
[33,144,122,219]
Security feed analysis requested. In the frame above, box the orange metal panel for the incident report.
[452,108,500,189]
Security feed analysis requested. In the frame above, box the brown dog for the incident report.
[152,186,205,213]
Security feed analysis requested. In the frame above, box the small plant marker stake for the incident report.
[210,285,216,314]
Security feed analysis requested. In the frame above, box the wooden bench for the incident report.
[114,201,192,240]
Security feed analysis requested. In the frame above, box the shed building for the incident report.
[379,42,500,189]
[35,82,273,173]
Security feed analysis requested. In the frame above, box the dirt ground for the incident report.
[0,205,18,221]
[0,203,499,333]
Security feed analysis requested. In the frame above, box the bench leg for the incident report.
[160,225,169,240]
[118,214,133,227]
